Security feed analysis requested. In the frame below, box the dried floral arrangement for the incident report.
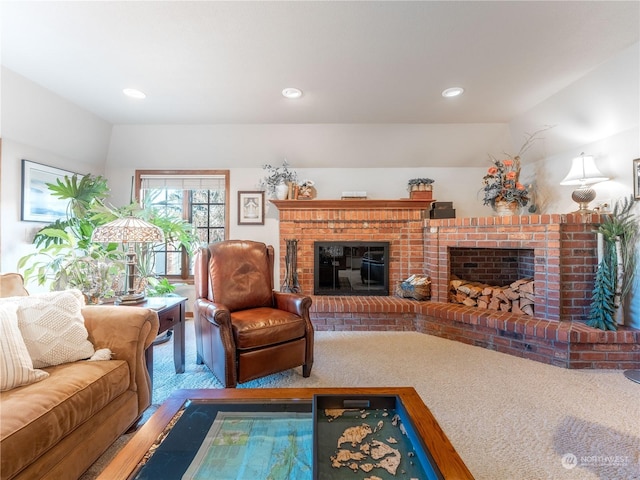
[481,126,553,209]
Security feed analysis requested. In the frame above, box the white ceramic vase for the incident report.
[275,183,289,200]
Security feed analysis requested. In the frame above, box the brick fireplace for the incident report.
[425,214,601,322]
[271,201,640,369]
[271,199,431,295]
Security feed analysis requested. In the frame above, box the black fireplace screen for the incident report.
[314,241,389,296]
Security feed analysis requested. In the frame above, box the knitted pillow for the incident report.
[0,303,49,391]
[0,289,95,368]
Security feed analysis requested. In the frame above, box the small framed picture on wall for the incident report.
[238,191,265,225]
[634,158,640,200]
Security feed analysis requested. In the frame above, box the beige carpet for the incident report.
[82,319,640,480]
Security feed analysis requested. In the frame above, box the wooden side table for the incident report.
[119,296,187,385]
[96,296,186,386]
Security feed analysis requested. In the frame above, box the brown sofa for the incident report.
[0,274,159,480]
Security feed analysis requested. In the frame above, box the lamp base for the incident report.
[570,186,597,214]
[118,292,146,305]
[569,206,598,215]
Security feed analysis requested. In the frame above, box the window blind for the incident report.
[140,175,226,190]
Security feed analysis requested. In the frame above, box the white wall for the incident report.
[0,68,112,164]
[509,43,639,160]
[0,69,112,278]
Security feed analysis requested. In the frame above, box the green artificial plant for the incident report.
[587,196,638,330]
[18,174,122,294]
[18,173,199,299]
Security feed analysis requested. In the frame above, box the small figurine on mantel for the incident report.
[297,179,316,199]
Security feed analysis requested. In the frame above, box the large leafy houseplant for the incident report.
[18,174,199,299]
[587,196,638,330]
[18,174,122,296]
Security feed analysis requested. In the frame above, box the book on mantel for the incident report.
[341,191,367,200]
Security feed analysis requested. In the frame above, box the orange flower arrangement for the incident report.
[481,126,552,209]
[482,156,529,208]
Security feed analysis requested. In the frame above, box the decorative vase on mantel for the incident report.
[275,183,289,200]
[493,200,521,217]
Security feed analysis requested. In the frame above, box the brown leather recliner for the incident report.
[194,240,314,388]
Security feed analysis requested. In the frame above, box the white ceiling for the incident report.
[2,1,639,126]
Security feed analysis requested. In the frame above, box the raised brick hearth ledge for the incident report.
[310,296,640,369]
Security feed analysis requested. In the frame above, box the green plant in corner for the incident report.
[146,277,176,297]
[587,195,638,330]
[18,173,200,298]
[18,174,123,293]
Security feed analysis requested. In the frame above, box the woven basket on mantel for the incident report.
[396,275,431,301]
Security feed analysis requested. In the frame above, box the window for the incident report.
[135,170,229,279]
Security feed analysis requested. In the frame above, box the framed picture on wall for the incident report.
[237,191,265,225]
[21,160,77,222]
[634,158,640,200]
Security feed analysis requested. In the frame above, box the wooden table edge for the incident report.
[97,387,474,480]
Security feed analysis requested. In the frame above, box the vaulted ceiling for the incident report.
[2,1,638,126]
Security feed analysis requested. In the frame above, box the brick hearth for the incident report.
[310,296,640,369]
[271,200,640,369]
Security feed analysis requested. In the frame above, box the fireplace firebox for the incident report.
[449,247,535,285]
[314,241,389,296]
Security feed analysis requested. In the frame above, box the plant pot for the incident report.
[410,190,432,200]
[494,200,521,217]
[275,183,289,200]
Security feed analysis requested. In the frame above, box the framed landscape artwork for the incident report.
[21,160,77,222]
[237,191,265,225]
[634,158,640,200]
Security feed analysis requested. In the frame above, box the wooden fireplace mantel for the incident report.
[270,199,435,210]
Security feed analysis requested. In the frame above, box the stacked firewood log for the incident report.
[449,275,535,316]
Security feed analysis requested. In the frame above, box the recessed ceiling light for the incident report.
[282,87,303,99]
[123,88,146,99]
[441,87,464,98]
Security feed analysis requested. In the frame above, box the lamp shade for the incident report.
[560,155,609,186]
[91,216,164,244]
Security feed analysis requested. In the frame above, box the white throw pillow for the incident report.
[0,303,49,391]
[0,289,95,368]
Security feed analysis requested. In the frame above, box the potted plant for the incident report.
[587,195,638,330]
[407,178,434,199]
[481,157,529,215]
[259,159,298,199]
[18,173,199,302]
[481,126,552,216]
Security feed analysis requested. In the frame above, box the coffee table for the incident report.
[98,387,473,480]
